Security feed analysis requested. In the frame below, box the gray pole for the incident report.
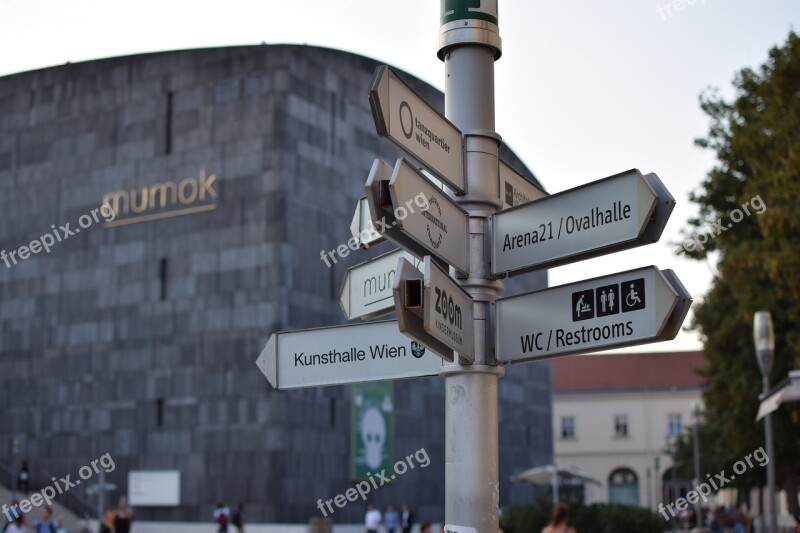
[670,440,677,533]
[754,311,778,533]
[98,470,106,528]
[438,2,504,531]
[763,375,778,533]
[692,415,701,529]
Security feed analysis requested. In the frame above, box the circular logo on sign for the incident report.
[425,196,444,250]
[411,341,426,358]
[399,101,414,139]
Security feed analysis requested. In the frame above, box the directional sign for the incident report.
[350,196,387,250]
[492,170,675,276]
[339,249,422,321]
[393,257,457,362]
[370,65,466,193]
[256,320,443,390]
[364,159,449,271]
[499,159,548,210]
[494,266,692,363]
[389,158,469,272]
[422,256,474,360]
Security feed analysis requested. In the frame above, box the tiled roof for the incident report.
[552,351,705,393]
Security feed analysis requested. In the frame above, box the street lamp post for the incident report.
[666,435,678,533]
[691,401,703,530]
[754,311,778,533]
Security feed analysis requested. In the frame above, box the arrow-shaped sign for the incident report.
[393,256,475,362]
[350,196,387,250]
[392,257,457,362]
[494,265,692,363]
[491,170,675,276]
[365,158,469,273]
[370,65,466,193]
[339,249,422,321]
[498,159,548,210]
[256,320,443,390]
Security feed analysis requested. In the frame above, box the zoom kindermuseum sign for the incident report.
[102,169,219,227]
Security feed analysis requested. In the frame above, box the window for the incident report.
[156,398,165,428]
[165,91,174,154]
[614,415,629,438]
[561,416,575,439]
[609,468,639,506]
[159,258,169,300]
[668,413,682,436]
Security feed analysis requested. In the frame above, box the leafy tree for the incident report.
[679,31,800,518]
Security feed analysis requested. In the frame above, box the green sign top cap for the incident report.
[441,0,498,25]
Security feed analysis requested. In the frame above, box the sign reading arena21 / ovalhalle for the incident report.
[492,170,660,275]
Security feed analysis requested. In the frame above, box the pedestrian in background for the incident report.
[383,505,400,533]
[231,503,244,533]
[113,497,133,533]
[17,462,30,495]
[364,503,381,533]
[541,505,576,533]
[99,507,115,533]
[214,503,230,533]
[33,506,58,533]
[400,503,414,533]
[5,513,28,533]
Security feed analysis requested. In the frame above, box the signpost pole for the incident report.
[438,2,504,531]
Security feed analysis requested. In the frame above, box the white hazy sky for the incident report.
[1,0,798,353]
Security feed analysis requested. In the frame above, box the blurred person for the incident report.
[231,504,244,533]
[542,505,576,533]
[113,497,132,533]
[383,505,400,533]
[5,513,28,533]
[17,462,30,495]
[33,507,58,533]
[99,507,115,533]
[364,503,381,533]
[213,503,230,533]
[400,503,414,533]
[419,524,431,533]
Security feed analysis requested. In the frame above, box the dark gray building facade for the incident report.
[0,45,551,524]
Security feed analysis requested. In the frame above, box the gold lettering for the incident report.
[103,169,219,226]
[178,178,198,204]
[150,182,177,208]
[102,191,130,216]
[130,188,148,213]
[199,170,217,201]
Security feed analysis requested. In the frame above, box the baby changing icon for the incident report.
[571,289,595,322]
[621,278,646,312]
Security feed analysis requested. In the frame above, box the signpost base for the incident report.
[441,364,505,532]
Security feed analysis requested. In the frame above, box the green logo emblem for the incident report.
[441,0,498,25]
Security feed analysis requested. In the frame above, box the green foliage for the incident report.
[680,30,800,508]
[500,502,666,533]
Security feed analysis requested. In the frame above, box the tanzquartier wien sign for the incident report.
[102,169,218,227]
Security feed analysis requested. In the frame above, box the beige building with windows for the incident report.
[551,351,705,511]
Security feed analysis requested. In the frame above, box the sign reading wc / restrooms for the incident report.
[102,168,219,227]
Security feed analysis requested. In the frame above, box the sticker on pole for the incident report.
[443,526,478,533]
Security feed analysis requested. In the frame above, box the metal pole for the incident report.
[438,3,504,531]
[693,417,701,529]
[764,375,778,533]
[671,442,677,533]
[552,466,559,506]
